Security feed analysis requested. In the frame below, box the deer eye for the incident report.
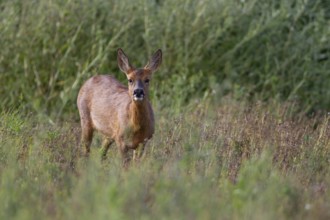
[145,79,150,84]
[128,79,133,84]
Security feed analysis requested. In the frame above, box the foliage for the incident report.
[0,101,329,219]
[0,1,329,219]
[0,0,329,120]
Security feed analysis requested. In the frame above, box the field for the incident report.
[1,101,330,219]
[0,0,329,219]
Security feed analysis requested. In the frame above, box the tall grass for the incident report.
[0,0,329,119]
[0,101,329,219]
[0,1,329,219]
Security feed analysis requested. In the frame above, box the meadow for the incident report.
[1,101,329,219]
[0,0,329,219]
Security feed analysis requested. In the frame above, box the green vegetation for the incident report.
[0,102,329,219]
[0,0,329,219]
[0,0,329,117]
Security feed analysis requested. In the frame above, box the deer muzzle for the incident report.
[133,88,145,101]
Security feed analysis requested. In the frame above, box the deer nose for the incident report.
[133,89,145,101]
[134,89,144,97]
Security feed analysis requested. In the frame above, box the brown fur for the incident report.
[77,49,162,164]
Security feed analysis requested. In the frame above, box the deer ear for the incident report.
[117,48,133,73]
[145,49,162,72]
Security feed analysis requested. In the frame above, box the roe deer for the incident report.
[77,48,162,164]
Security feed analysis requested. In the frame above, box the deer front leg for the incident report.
[134,138,151,161]
[133,143,146,162]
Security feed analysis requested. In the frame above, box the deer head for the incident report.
[117,48,162,102]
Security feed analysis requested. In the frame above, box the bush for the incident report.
[0,0,329,118]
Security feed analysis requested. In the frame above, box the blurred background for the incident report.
[0,0,329,120]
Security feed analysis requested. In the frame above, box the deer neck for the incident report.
[129,100,151,132]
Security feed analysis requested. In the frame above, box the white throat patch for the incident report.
[133,96,144,101]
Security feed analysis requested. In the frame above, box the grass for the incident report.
[0,0,329,117]
[0,100,329,219]
[0,0,329,219]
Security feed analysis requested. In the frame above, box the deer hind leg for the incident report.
[81,125,93,156]
[118,144,131,168]
[101,137,114,159]
[78,99,94,156]
[80,118,93,156]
